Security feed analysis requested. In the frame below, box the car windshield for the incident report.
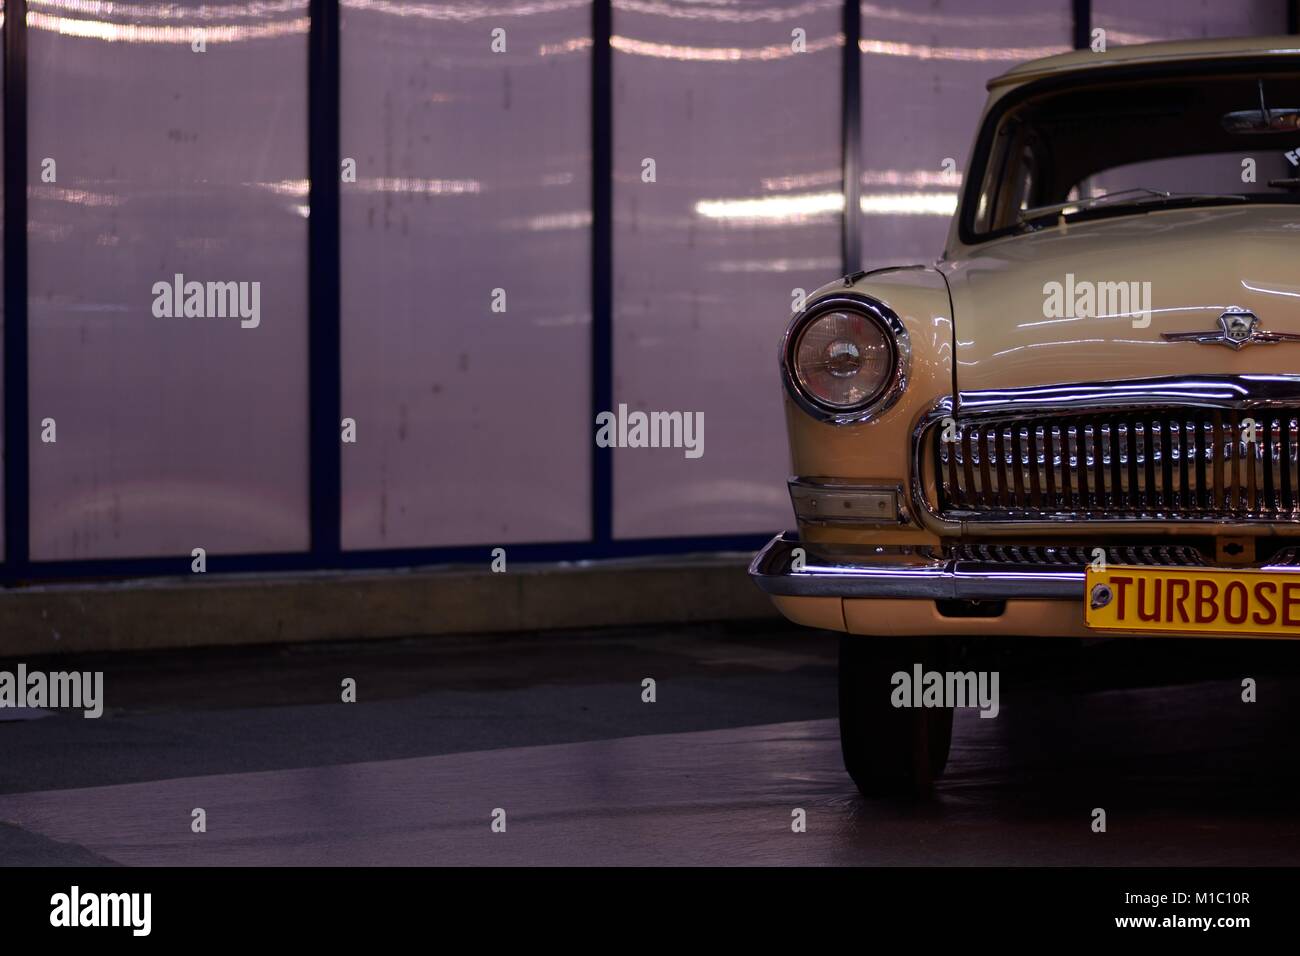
[967,66,1300,238]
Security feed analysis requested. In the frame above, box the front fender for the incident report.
[783,266,954,545]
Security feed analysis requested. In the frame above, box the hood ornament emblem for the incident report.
[1162,307,1300,350]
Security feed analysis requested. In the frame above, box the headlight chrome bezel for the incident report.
[780,294,911,425]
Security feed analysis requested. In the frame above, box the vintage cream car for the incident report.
[750,37,1300,796]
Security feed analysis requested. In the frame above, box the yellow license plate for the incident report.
[1085,565,1300,638]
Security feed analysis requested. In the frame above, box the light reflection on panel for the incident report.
[28,1,310,559]
[1092,0,1287,44]
[858,0,1072,270]
[612,0,842,538]
[339,0,591,549]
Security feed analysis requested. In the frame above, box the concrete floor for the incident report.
[3,622,1300,865]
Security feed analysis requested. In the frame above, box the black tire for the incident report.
[838,635,955,798]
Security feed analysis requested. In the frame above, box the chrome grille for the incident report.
[934,409,1300,521]
[948,543,1207,567]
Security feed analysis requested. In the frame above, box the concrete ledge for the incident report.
[0,553,778,656]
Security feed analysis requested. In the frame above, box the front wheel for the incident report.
[838,635,954,798]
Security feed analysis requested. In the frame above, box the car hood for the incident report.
[942,205,1300,396]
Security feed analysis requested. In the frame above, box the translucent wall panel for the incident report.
[340,0,591,549]
[612,0,841,538]
[859,1,1072,269]
[1093,0,1288,43]
[27,2,310,560]
[0,0,5,562]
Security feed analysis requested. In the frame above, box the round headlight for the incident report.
[792,310,893,409]
[781,296,909,424]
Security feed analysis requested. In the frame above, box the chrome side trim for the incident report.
[779,294,911,426]
[957,374,1300,417]
[748,532,1083,600]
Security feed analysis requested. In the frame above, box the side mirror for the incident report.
[1223,80,1300,133]
[1222,108,1300,133]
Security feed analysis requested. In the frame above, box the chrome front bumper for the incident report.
[748,532,1084,601]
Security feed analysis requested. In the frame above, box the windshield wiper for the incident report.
[1018,187,1172,221]
[1016,188,1249,229]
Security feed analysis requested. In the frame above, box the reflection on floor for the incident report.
[2,624,1300,865]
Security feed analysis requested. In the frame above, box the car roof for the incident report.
[988,35,1300,90]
